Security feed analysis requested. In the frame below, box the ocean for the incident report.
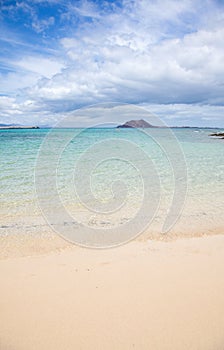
[0,127,223,248]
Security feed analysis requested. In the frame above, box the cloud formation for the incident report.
[0,0,224,126]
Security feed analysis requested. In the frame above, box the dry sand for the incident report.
[1,235,224,350]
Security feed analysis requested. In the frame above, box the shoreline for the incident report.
[0,223,223,260]
[0,126,39,129]
[0,226,224,260]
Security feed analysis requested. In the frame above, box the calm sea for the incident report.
[0,127,223,243]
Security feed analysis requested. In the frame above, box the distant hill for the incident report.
[117,119,157,128]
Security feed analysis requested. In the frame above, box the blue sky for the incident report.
[0,0,224,127]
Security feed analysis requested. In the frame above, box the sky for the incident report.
[0,0,224,127]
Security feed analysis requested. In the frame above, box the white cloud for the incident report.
[70,0,101,19]
[32,16,55,33]
[15,56,64,78]
[0,0,224,126]
[142,103,224,126]
[0,55,64,96]
[27,24,224,107]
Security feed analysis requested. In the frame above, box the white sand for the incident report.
[1,235,224,350]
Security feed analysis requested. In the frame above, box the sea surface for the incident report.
[0,127,223,250]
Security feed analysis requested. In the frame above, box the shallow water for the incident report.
[0,127,223,244]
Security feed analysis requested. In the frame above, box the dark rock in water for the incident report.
[117,119,156,128]
[210,132,224,139]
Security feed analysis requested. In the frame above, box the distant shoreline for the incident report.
[0,126,39,130]
[0,125,223,130]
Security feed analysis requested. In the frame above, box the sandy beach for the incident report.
[1,234,224,350]
[1,0,224,348]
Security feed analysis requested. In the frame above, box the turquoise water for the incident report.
[0,127,223,241]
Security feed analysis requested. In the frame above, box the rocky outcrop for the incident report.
[210,132,224,139]
[117,119,156,128]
